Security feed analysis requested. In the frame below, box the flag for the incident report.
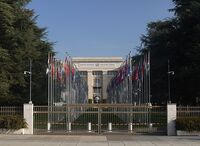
[147,50,150,72]
[116,69,122,85]
[46,52,51,74]
[51,59,55,78]
[57,63,61,81]
[72,67,75,77]
[71,67,75,82]
[64,61,70,76]
[127,54,132,77]
[133,65,139,81]
[46,68,50,74]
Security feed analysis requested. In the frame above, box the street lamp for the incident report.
[24,59,32,104]
[167,60,174,104]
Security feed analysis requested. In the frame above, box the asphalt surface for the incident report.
[0,135,199,146]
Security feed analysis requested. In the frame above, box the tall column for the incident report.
[167,103,176,136]
[102,71,107,101]
[87,71,93,101]
[23,103,33,134]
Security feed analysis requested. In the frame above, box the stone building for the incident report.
[72,57,123,103]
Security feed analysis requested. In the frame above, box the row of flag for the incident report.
[46,54,75,83]
[47,52,88,107]
[107,54,132,91]
[107,50,150,105]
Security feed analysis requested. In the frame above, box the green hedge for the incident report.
[0,115,27,130]
[176,117,200,131]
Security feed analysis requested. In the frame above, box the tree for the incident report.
[140,0,200,105]
[0,0,53,105]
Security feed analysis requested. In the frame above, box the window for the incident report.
[93,78,102,87]
[92,71,102,76]
[93,87,102,94]
[79,71,87,76]
[107,71,117,76]
[78,71,87,82]
[94,78,101,84]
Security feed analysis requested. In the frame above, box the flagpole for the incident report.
[50,54,53,130]
[47,52,50,131]
[126,56,129,104]
[129,52,133,124]
[65,53,71,131]
[144,52,148,124]
[129,52,133,104]
[65,57,67,131]
[52,57,55,131]
[145,52,148,103]
[69,58,71,104]
[148,50,151,104]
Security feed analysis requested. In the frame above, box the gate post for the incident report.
[167,103,176,136]
[23,103,33,134]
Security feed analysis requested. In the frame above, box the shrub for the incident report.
[176,117,200,131]
[0,115,27,130]
[88,99,93,104]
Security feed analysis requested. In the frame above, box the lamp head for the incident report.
[24,71,31,74]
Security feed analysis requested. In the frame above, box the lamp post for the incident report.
[167,60,174,104]
[24,59,32,104]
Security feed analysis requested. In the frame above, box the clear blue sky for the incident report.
[27,0,174,59]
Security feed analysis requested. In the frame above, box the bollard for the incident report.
[149,123,153,129]
[88,122,92,132]
[108,122,112,132]
[22,128,25,135]
[68,122,71,132]
[128,123,133,132]
[47,122,51,132]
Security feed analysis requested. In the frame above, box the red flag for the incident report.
[51,62,54,78]
[133,66,139,81]
[64,62,70,76]
[72,67,75,76]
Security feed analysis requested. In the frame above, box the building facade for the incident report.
[72,57,123,103]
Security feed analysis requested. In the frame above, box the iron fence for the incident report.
[33,104,167,135]
[177,106,200,118]
[0,106,23,116]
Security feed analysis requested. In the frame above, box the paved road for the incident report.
[0,135,199,146]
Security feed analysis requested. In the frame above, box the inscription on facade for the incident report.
[77,63,116,68]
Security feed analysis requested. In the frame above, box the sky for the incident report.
[27,0,174,59]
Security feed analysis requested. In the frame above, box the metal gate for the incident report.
[33,104,167,135]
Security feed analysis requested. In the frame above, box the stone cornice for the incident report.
[72,57,123,63]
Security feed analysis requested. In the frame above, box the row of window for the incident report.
[93,87,102,94]
[78,71,117,76]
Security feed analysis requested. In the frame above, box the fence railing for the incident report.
[33,104,167,134]
[2,104,199,135]
[177,106,200,118]
[0,106,23,116]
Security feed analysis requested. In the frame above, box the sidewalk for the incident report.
[0,134,199,146]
